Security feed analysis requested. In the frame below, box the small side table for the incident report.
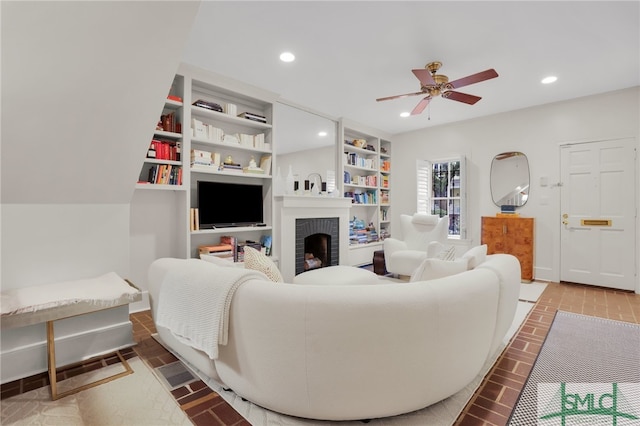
[373,250,387,275]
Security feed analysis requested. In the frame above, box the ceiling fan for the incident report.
[376,61,499,115]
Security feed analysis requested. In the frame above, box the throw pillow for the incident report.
[410,258,468,282]
[243,246,283,283]
[461,244,488,270]
[435,245,456,261]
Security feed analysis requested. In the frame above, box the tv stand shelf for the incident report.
[192,226,272,235]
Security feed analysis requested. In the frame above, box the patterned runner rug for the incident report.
[509,311,640,425]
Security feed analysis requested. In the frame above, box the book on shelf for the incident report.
[159,112,181,133]
[167,94,182,103]
[147,164,182,185]
[192,99,223,112]
[220,236,238,261]
[148,139,180,161]
[199,243,234,254]
[237,111,267,123]
[190,208,199,231]
[259,155,272,175]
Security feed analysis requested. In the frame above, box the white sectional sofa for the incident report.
[147,253,520,421]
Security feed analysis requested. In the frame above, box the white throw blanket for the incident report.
[1,272,139,315]
[155,261,266,359]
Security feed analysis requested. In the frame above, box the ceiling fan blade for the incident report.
[411,96,431,115]
[412,69,436,86]
[442,91,482,105]
[376,91,426,102]
[447,69,498,89]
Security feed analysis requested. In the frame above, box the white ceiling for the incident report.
[182,1,639,137]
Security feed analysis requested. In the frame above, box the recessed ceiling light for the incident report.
[400,112,410,118]
[318,131,327,137]
[279,52,295,63]
[541,76,557,84]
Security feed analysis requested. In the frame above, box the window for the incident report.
[417,156,466,238]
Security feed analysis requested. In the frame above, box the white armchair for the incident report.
[383,213,449,276]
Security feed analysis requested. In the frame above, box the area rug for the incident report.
[162,299,536,426]
[0,357,192,426]
[509,311,640,425]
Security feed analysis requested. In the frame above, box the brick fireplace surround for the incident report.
[273,195,352,282]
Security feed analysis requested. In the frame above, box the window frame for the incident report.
[416,156,467,239]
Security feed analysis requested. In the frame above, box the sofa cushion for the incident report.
[435,245,456,261]
[461,244,488,270]
[410,258,468,282]
[243,246,283,283]
[292,265,379,285]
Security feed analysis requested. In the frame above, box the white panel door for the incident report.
[560,138,637,290]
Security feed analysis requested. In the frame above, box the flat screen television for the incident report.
[197,181,264,228]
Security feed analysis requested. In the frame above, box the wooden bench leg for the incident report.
[46,320,134,400]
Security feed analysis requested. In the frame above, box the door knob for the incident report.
[562,213,568,225]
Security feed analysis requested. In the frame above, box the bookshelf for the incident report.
[136,64,279,260]
[136,75,186,190]
[339,119,392,266]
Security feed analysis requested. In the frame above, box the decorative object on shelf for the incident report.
[353,139,366,148]
[243,156,264,174]
[274,167,284,196]
[224,155,234,165]
[286,165,295,195]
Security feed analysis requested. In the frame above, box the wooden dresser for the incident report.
[481,216,534,282]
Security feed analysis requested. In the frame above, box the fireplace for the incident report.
[295,217,339,275]
[273,195,352,282]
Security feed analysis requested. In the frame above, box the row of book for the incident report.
[198,236,265,262]
[345,152,377,170]
[142,164,182,185]
[191,118,267,150]
[192,100,268,125]
[190,208,200,231]
[345,174,378,187]
[381,160,391,172]
[148,139,181,161]
[157,112,181,134]
[381,175,389,188]
[348,217,379,245]
[345,190,378,205]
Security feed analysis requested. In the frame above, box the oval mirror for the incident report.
[490,152,530,207]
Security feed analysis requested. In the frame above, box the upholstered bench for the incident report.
[292,265,381,285]
[1,273,141,400]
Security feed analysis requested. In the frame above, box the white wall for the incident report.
[0,1,200,382]
[392,87,639,288]
[277,145,338,193]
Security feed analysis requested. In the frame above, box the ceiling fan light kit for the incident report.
[376,61,499,116]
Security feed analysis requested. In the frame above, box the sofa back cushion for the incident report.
[410,258,468,282]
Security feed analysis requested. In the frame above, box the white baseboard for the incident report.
[0,321,135,384]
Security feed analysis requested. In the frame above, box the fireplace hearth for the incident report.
[295,217,339,276]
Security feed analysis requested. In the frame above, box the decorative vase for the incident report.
[286,165,295,195]
[274,167,284,195]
